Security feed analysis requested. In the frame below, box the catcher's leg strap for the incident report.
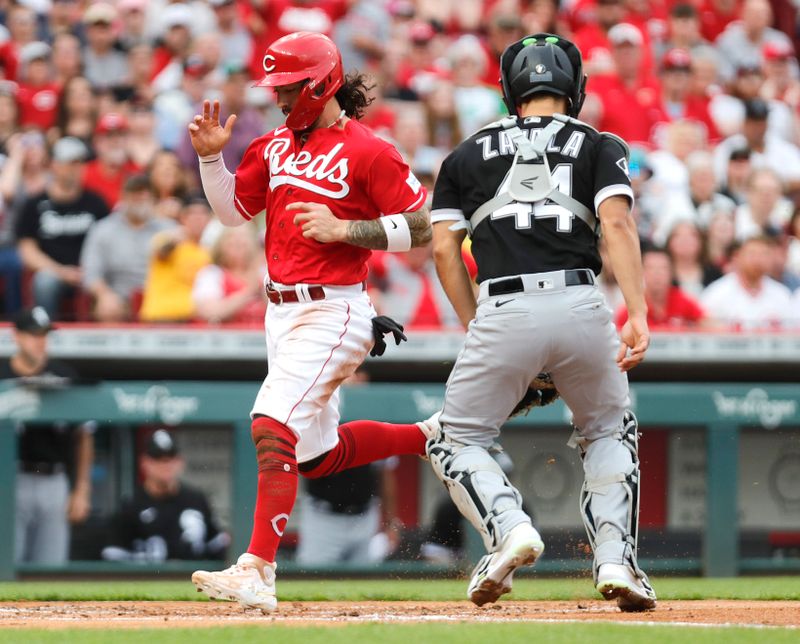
[427,435,529,553]
[575,411,649,583]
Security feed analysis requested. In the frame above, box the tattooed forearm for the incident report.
[345,218,388,249]
[406,206,432,247]
[345,206,432,250]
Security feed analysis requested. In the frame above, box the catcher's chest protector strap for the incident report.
[468,114,598,236]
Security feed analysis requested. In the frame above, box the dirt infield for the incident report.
[0,600,798,629]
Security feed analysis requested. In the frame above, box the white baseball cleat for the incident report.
[596,562,657,612]
[467,522,544,607]
[416,410,442,441]
[192,553,278,613]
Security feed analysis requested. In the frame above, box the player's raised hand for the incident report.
[188,99,237,157]
[616,314,650,372]
[288,202,347,243]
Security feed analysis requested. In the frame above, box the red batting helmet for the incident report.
[256,32,344,131]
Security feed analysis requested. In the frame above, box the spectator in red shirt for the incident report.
[150,4,194,93]
[480,11,524,88]
[394,21,440,99]
[590,23,663,147]
[658,48,719,141]
[573,0,629,76]
[0,5,39,82]
[616,245,707,329]
[15,42,60,132]
[241,0,349,81]
[83,113,141,210]
[698,0,741,43]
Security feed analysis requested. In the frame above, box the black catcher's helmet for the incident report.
[499,34,587,118]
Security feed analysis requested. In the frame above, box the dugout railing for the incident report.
[1,381,799,581]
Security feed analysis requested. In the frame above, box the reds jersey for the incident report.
[234,119,427,285]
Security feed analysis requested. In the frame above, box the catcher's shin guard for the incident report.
[426,432,529,553]
[576,411,651,587]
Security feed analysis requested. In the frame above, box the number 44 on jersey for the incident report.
[491,164,574,232]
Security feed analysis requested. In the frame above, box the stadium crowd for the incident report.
[0,0,799,330]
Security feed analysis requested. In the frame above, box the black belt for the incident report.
[488,269,595,296]
[19,461,65,475]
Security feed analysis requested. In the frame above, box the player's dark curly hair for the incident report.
[335,72,375,121]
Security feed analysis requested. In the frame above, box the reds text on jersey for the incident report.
[234,120,427,286]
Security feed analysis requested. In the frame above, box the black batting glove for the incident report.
[370,315,407,357]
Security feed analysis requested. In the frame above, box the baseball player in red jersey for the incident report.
[187,32,434,612]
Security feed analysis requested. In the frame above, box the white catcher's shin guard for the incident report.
[575,411,656,611]
[426,432,530,553]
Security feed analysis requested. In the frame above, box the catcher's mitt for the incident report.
[509,372,560,418]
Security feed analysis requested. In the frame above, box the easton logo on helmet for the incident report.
[535,64,546,74]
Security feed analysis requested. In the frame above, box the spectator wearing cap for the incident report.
[209,0,253,71]
[701,235,794,330]
[154,55,212,151]
[573,0,653,77]
[720,146,753,204]
[79,174,174,322]
[393,20,440,100]
[15,137,109,318]
[82,3,130,90]
[449,35,505,136]
[177,63,264,183]
[102,428,229,563]
[480,10,524,88]
[150,2,195,94]
[589,23,663,147]
[15,42,59,131]
[657,48,719,141]
[51,33,83,87]
[83,112,140,210]
[713,98,800,190]
[733,168,793,240]
[139,195,212,322]
[1,306,95,566]
[715,0,794,83]
[761,40,800,112]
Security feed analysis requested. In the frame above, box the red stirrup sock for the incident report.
[247,416,298,563]
[300,420,425,479]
